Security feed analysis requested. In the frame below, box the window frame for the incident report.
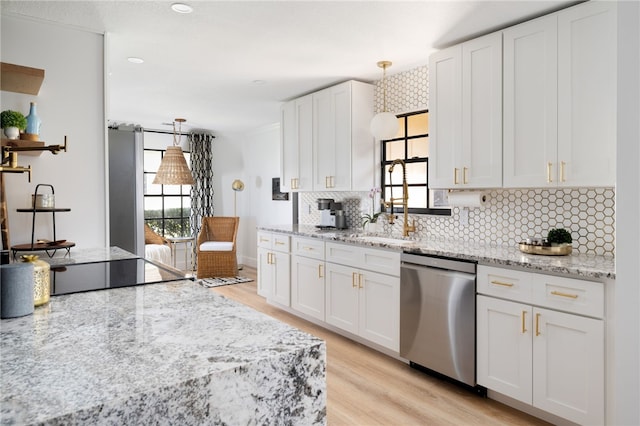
[380,110,451,216]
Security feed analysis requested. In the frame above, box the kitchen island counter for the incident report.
[259,224,615,280]
[0,258,326,424]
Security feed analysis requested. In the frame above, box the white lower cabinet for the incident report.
[291,254,325,321]
[477,265,604,425]
[325,263,399,351]
[257,231,290,305]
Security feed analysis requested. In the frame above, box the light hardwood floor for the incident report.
[213,267,549,425]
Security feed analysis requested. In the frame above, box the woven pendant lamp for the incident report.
[153,118,194,185]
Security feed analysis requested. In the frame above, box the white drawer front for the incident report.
[532,274,604,318]
[325,242,359,267]
[272,234,290,252]
[292,237,325,260]
[360,247,400,277]
[257,231,272,249]
[477,265,533,304]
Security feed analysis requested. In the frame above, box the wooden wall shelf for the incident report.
[1,62,45,95]
[1,139,45,156]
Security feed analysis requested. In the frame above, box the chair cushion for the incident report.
[200,241,234,252]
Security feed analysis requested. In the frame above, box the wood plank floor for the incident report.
[213,267,550,425]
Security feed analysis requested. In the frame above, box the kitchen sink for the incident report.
[353,236,415,246]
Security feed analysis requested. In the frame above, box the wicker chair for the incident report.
[196,216,239,278]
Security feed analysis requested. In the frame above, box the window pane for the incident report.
[408,137,429,159]
[144,197,162,219]
[164,184,181,195]
[391,116,405,140]
[407,187,428,209]
[146,219,163,233]
[144,151,162,173]
[163,219,183,238]
[406,162,427,185]
[144,174,161,195]
[384,164,404,185]
[385,140,405,161]
[164,197,184,215]
[407,113,428,136]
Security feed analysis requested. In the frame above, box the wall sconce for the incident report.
[153,118,194,185]
[370,60,399,140]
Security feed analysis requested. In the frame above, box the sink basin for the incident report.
[353,236,414,246]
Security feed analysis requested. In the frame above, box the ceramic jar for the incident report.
[20,255,50,306]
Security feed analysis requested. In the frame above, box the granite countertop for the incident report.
[1,248,326,425]
[259,225,615,280]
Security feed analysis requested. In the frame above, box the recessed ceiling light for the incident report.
[171,3,193,14]
[127,57,144,64]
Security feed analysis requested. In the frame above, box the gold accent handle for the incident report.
[291,178,299,189]
[522,310,527,334]
[535,313,541,336]
[267,252,272,264]
[454,168,459,185]
[560,161,566,182]
[491,280,514,288]
[551,290,578,299]
[260,237,269,243]
[352,272,357,288]
[325,176,335,188]
[463,167,468,184]
[318,264,324,278]
[358,273,363,289]
[547,162,553,183]
[275,241,285,246]
[303,246,314,251]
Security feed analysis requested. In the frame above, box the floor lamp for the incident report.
[232,179,244,269]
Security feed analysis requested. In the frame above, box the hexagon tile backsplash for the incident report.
[300,187,615,256]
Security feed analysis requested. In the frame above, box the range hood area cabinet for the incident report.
[503,1,616,188]
[429,32,503,190]
[280,80,374,192]
[429,0,616,191]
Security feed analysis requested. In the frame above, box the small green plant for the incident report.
[0,110,27,130]
[361,212,383,228]
[547,228,572,244]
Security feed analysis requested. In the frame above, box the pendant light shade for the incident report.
[152,118,194,185]
[370,60,399,140]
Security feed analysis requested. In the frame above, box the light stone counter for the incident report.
[259,225,615,280]
[1,248,326,425]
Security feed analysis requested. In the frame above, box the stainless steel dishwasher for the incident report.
[400,252,477,387]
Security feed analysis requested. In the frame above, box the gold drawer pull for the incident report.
[303,246,314,251]
[463,167,468,184]
[551,290,578,299]
[521,310,527,334]
[352,272,357,288]
[491,280,514,288]
[275,241,285,245]
[454,168,459,185]
[358,273,363,289]
[318,264,324,278]
[260,238,269,242]
[547,162,553,183]
[535,313,541,336]
[560,161,566,182]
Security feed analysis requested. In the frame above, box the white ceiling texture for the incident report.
[1,0,576,136]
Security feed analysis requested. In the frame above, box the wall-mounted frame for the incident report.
[272,177,289,201]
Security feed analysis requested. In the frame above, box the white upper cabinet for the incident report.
[504,1,616,188]
[429,32,502,189]
[282,80,374,192]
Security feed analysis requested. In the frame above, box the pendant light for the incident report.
[370,60,399,140]
[153,118,195,185]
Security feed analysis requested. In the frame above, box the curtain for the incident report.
[189,131,215,270]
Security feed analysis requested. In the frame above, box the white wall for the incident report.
[213,124,292,268]
[1,16,105,250]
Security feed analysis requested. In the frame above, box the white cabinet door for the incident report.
[280,100,297,192]
[503,15,558,188]
[313,86,336,191]
[532,307,604,425]
[256,247,272,298]
[477,295,533,404]
[557,1,616,187]
[325,262,359,335]
[291,255,325,321]
[270,251,290,307]
[359,270,399,351]
[461,32,503,188]
[429,44,462,189]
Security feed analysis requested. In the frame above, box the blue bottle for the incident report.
[26,102,41,136]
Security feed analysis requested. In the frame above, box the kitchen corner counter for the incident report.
[258,225,615,280]
[1,279,326,424]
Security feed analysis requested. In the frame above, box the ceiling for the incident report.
[1,0,576,137]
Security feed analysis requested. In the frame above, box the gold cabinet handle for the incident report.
[490,280,514,288]
[318,264,324,279]
[267,252,272,264]
[551,290,578,299]
[352,272,357,288]
[535,313,541,336]
[560,161,566,182]
[260,237,269,243]
[521,310,527,334]
[547,162,553,183]
[358,273,363,289]
[275,241,285,246]
[454,168,459,185]
[303,246,314,251]
[463,167,468,184]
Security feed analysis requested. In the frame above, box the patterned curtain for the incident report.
[189,131,215,270]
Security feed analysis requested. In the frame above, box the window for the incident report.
[143,149,192,237]
[381,110,450,215]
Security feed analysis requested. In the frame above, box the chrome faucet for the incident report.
[383,159,416,237]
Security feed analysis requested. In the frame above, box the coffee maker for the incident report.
[316,198,347,229]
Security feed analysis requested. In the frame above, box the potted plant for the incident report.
[1,110,27,139]
[547,228,573,246]
[361,187,383,233]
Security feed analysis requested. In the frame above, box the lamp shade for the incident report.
[370,111,399,140]
[152,146,194,185]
